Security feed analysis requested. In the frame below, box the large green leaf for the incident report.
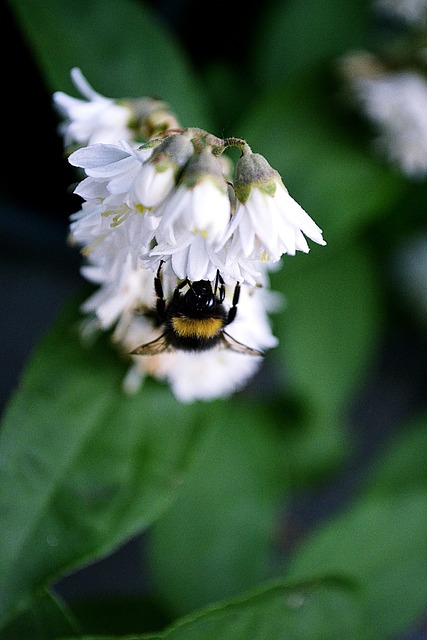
[61,577,363,640]
[7,0,212,130]
[287,414,427,640]
[147,402,288,616]
[288,493,427,640]
[0,296,207,630]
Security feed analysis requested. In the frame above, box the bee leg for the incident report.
[172,277,190,305]
[215,271,226,303]
[226,282,241,325]
[177,278,190,291]
[154,262,167,319]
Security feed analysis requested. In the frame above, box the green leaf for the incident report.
[364,412,427,495]
[278,402,350,485]
[147,402,288,616]
[7,0,213,130]
[0,296,207,629]
[240,74,405,244]
[274,244,381,405]
[202,62,252,132]
[151,577,363,640]
[68,594,170,637]
[287,416,427,639]
[289,494,427,640]
[62,577,363,640]
[0,590,79,640]
[251,0,371,89]
[268,243,382,481]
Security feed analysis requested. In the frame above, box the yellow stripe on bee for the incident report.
[171,316,223,339]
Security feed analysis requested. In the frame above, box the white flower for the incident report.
[143,147,233,281]
[81,253,156,329]
[146,235,224,282]
[70,141,154,208]
[152,148,231,244]
[69,195,157,281]
[227,188,325,262]
[130,133,194,209]
[154,179,230,244]
[53,67,134,146]
[168,349,262,402]
[226,152,326,263]
[351,70,427,177]
[67,141,167,274]
[68,137,206,289]
[374,0,427,25]
[70,135,194,212]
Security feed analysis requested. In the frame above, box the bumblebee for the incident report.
[131,263,264,356]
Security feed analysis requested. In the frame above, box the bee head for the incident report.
[184,280,216,312]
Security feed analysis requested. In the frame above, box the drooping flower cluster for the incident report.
[54,69,326,402]
[340,2,427,178]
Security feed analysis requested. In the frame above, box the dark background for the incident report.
[1,1,426,638]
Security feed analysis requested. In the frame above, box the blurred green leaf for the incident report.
[240,73,405,244]
[0,590,79,640]
[364,412,427,495]
[287,415,427,639]
[202,62,252,132]
[147,402,287,616]
[251,0,371,89]
[63,577,363,640]
[269,242,382,481]
[7,0,213,130]
[278,402,350,485]
[0,296,207,630]
[275,244,381,405]
[69,594,170,637]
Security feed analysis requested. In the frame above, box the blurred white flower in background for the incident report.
[341,48,427,178]
[374,0,427,25]
[339,0,427,178]
[352,69,427,177]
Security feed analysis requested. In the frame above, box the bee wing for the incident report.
[221,332,264,357]
[131,333,172,356]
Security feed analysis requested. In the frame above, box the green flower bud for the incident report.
[150,133,195,178]
[235,152,279,203]
[180,147,228,192]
